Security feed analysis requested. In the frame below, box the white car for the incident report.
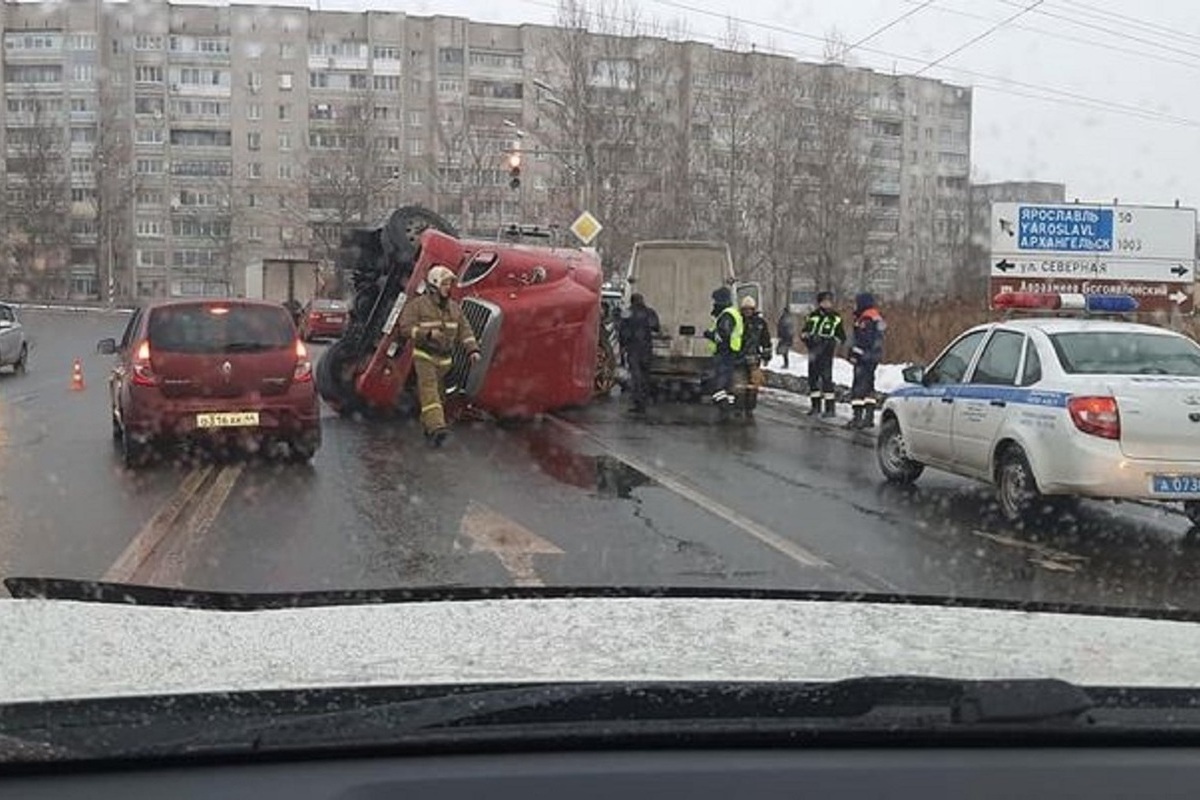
[0,302,28,374]
[876,297,1200,523]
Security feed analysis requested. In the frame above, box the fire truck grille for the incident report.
[447,298,501,398]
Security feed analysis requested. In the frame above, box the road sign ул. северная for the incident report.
[989,202,1198,313]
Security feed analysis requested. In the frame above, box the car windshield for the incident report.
[149,304,295,354]
[5,0,1200,761]
[1050,332,1200,376]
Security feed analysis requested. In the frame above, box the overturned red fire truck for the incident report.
[315,206,611,420]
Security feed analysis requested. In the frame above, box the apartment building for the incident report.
[1,0,972,300]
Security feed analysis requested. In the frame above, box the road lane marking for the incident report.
[102,466,215,583]
[138,464,244,587]
[971,529,1088,573]
[461,501,563,587]
[547,416,831,570]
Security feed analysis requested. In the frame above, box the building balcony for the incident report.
[308,55,369,72]
[169,83,232,97]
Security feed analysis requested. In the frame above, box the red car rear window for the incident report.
[148,304,295,354]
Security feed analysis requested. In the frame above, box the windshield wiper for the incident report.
[0,678,1099,762]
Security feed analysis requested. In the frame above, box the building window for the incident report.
[408,139,423,156]
[135,66,164,84]
[373,45,400,60]
[278,163,294,180]
[247,71,261,89]
[374,106,390,120]
[136,159,164,174]
[136,219,163,237]
[248,162,262,179]
[247,224,262,241]
[279,72,293,90]
[247,131,261,150]
[136,190,164,206]
[408,110,423,127]
[279,42,295,59]
[135,35,163,51]
[373,75,400,91]
[278,132,292,150]
[247,103,261,120]
[71,63,94,83]
[135,127,165,145]
[278,103,291,121]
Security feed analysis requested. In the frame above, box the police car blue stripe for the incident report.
[889,384,1071,408]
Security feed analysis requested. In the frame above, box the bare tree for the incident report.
[303,89,403,265]
[430,107,516,235]
[3,97,71,299]
[538,0,681,267]
[796,39,872,296]
[94,79,136,302]
[689,22,761,268]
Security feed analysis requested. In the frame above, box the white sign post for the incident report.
[989,202,1197,313]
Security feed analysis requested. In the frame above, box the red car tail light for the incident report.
[294,339,313,382]
[1068,396,1120,440]
[131,340,158,387]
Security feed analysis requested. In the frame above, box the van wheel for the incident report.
[877,417,924,484]
[996,446,1039,523]
[14,344,27,374]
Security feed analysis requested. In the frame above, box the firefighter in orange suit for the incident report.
[397,265,481,446]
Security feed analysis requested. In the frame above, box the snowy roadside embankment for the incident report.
[763,348,912,403]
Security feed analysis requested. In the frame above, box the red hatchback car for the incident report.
[298,298,349,342]
[98,299,322,467]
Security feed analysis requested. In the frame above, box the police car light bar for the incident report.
[992,292,1140,314]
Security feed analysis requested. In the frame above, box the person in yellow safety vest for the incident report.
[396,264,481,447]
[703,285,743,407]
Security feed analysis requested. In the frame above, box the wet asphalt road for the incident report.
[3,309,1200,612]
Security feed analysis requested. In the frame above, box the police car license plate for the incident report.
[196,412,260,429]
[1150,475,1200,495]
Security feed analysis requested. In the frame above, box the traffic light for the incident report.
[508,152,521,190]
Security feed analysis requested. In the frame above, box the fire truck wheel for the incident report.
[595,337,617,397]
[316,338,367,417]
[380,206,458,263]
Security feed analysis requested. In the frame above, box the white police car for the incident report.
[876,292,1200,523]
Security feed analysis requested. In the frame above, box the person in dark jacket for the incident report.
[847,292,886,430]
[739,295,772,416]
[704,285,743,407]
[800,291,846,418]
[776,308,796,369]
[618,292,660,414]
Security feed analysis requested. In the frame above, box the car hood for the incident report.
[2,594,1198,704]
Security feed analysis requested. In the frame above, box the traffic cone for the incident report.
[70,358,85,391]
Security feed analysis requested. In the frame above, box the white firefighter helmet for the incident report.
[739,295,757,311]
[426,265,456,293]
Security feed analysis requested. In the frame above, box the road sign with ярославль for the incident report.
[989,202,1198,313]
[569,211,603,246]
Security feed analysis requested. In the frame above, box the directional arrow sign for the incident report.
[990,202,1198,314]
[460,501,563,587]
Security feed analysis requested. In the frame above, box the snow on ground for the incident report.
[765,349,913,395]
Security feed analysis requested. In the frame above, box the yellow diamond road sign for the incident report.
[570,211,603,245]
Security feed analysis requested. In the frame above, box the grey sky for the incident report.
[203,0,1200,207]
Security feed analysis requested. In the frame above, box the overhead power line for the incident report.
[994,0,1200,61]
[513,0,1200,129]
[898,0,1200,73]
[1043,0,1200,49]
[847,0,938,51]
[915,0,1044,76]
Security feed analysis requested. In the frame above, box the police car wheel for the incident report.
[996,446,1040,523]
[877,417,923,485]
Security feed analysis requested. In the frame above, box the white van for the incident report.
[624,240,759,396]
